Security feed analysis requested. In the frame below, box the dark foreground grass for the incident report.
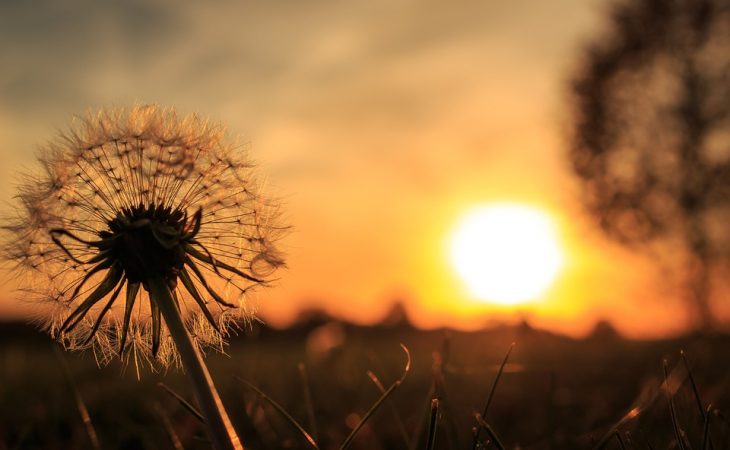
[1,320,729,449]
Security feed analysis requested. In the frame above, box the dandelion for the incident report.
[2,105,286,450]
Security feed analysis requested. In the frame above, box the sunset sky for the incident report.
[0,0,711,338]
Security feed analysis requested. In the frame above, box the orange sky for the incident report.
[0,0,714,338]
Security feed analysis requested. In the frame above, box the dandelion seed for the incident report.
[2,105,286,366]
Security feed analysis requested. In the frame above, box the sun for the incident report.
[449,203,564,305]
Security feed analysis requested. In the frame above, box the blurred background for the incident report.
[3,1,730,449]
[2,0,721,339]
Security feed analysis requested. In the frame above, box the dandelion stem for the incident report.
[148,277,242,450]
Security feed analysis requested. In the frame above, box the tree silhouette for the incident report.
[569,0,730,328]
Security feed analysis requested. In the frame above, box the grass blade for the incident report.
[236,377,319,449]
[411,334,451,450]
[299,362,320,445]
[158,382,205,424]
[155,402,185,450]
[592,365,688,450]
[55,348,101,450]
[425,398,439,450]
[340,344,411,450]
[472,342,514,449]
[664,359,686,450]
[474,413,505,450]
[681,351,715,450]
[681,350,705,417]
[591,406,641,450]
[367,370,411,450]
[702,404,713,450]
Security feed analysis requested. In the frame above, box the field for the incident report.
[2,319,729,450]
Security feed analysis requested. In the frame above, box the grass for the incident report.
[1,321,730,449]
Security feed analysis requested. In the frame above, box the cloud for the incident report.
[0,0,633,335]
[0,1,185,115]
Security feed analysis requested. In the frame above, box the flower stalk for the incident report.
[3,105,286,448]
[148,277,242,450]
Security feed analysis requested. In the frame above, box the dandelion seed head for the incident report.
[2,105,286,367]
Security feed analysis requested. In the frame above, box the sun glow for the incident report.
[449,204,564,305]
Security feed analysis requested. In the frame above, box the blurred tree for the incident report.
[569,0,730,329]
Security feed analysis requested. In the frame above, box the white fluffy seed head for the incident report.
[2,105,287,368]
